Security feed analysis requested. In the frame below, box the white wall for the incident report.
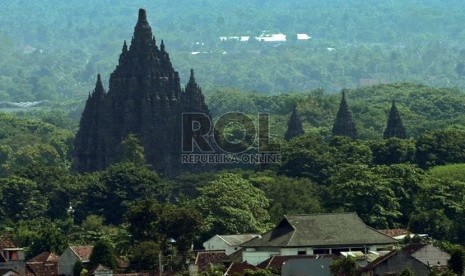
[242,251,276,266]
[280,248,313,256]
[202,235,237,255]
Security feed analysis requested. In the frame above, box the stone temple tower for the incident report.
[73,9,211,176]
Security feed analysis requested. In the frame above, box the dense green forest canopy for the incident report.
[2,0,465,101]
[1,1,465,272]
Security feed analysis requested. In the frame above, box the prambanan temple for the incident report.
[73,9,211,176]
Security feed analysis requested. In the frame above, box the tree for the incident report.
[125,199,162,242]
[88,239,117,270]
[400,268,414,276]
[193,173,271,239]
[157,204,202,254]
[0,176,47,222]
[330,256,358,276]
[27,221,69,258]
[448,248,465,276]
[371,138,415,165]
[248,171,324,222]
[73,260,85,276]
[284,104,304,141]
[83,162,167,224]
[278,134,335,184]
[329,164,401,228]
[332,89,358,140]
[116,134,146,166]
[415,128,465,168]
[128,241,160,272]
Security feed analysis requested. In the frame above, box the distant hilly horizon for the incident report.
[1,0,465,100]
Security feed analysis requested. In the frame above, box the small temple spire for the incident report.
[284,104,304,141]
[189,69,195,82]
[138,8,147,22]
[383,100,407,139]
[332,89,358,139]
[93,74,105,96]
[122,40,128,52]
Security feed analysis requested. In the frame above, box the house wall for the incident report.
[373,251,429,276]
[58,248,79,276]
[0,260,26,275]
[280,247,314,256]
[94,270,113,276]
[0,249,25,275]
[202,235,236,255]
[243,250,279,265]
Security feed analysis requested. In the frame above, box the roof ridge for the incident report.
[286,212,357,217]
[216,235,231,246]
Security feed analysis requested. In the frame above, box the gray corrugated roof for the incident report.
[219,234,259,246]
[242,213,397,248]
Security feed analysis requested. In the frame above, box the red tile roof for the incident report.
[194,250,229,271]
[28,252,59,263]
[26,261,58,276]
[225,262,257,275]
[402,243,427,255]
[70,246,94,261]
[0,234,16,248]
[377,229,410,238]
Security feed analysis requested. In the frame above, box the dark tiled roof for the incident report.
[225,262,258,275]
[243,213,398,248]
[28,252,59,263]
[218,234,259,246]
[257,255,335,270]
[194,251,229,271]
[359,244,428,272]
[70,246,94,261]
[402,243,427,255]
[0,234,16,248]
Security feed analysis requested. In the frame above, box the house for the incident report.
[359,243,450,276]
[193,251,230,272]
[224,262,258,276]
[258,255,334,273]
[89,264,113,276]
[0,269,19,276]
[378,229,428,241]
[58,246,94,276]
[241,213,398,265]
[281,258,333,276]
[203,234,259,255]
[0,235,25,275]
[26,252,59,275]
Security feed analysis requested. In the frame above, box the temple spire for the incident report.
[189,69,195,82]
[132,8,153,50]
[94,74,105,96]
[284,104,304,141]
[383,100,407,139]
[122,40,128,52]
[332,89,358,139]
